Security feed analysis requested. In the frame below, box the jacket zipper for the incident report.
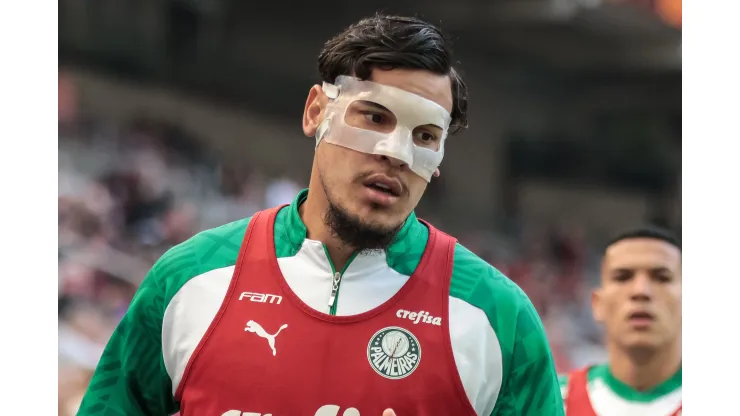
[328,272,342,312]
[323,246,358,315]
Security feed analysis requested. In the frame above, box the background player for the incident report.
[77,14,564,416]
[559,227,681,415]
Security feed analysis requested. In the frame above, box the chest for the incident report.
[162,239,503,416]
[173,252,474,416]
[568,379,682,416]
[591,382,682,416]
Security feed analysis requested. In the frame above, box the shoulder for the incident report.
[449,241,550,371]
[450,242,534,326]
[150,216,252,305]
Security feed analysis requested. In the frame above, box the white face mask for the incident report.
[315,75,452,182]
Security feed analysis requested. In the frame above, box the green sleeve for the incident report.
[76,216,251,415]
[491,297,565,415]
[77,260,179,416]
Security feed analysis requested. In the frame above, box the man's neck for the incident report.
[607,341,682,392]
[299,186,354,271]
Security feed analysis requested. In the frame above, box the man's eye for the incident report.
[614,273,632,282]
[363,113,385,124]
[419,132,435,142]
[653,273,673,283]
[413,130,439,146]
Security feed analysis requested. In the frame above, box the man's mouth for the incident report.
[628,311,655,328]
[629,311,655,320]
[366,182,395,195]
[363,175,402,197]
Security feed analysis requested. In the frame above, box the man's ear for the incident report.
[303,85,327,138]
[592,289,604,323]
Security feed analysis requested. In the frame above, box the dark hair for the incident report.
[606,226,682,252]
[318,14,468,134]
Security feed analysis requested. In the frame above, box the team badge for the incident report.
[367,326,421,379]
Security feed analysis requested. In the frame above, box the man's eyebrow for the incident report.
[357,100,391,113]
[610,267,672,274]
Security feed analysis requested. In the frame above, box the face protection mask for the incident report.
[315,75,452,182]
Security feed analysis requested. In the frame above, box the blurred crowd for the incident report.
[58,116,607,415]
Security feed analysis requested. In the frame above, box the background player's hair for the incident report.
[606,226,682,252]
[317,13,468,135]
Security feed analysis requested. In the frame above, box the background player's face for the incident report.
[303,68,453,234]
[592,238,682,351]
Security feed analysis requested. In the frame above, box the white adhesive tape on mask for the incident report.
[315,76,451,182]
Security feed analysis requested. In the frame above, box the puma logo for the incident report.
[244,320,288,356]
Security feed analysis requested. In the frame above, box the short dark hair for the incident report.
[606,226,682,252]
[317,14,469,134]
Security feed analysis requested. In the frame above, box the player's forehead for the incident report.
[604,238,681,271]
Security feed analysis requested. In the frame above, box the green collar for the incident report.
[590,364,682,402]
[281,189,427,274]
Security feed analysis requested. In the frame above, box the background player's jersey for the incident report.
[559,364,682,416]
[78,189,563,416]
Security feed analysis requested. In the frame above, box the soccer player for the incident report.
[559,228,682,415]
[77,14,563,416]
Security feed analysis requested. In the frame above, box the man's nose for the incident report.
[629,273,653,301]
[376,153,408,169]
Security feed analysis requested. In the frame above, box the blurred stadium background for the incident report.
[58,0,681,413]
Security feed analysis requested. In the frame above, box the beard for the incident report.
[316,150,404,252]
[323,198,401,253]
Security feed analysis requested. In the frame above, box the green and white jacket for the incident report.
[78,189,564,416]
[559,364,682,415]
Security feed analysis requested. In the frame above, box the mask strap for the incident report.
[315,82,340,148]
[315,116,332,148]
[322,82,340,99]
